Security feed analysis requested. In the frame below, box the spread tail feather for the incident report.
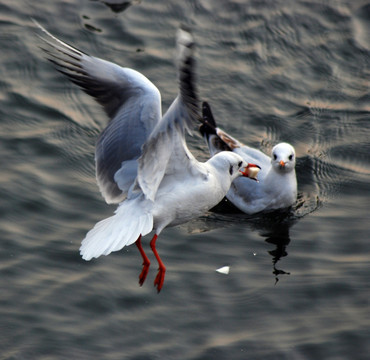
[80,199,153,260]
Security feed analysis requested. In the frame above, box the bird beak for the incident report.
[239,163,261,182]
[279,160,285,168]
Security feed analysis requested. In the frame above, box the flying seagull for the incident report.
[36,23,260,292]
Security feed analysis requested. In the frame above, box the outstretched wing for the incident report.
[36,21,161,203]
[135,27,205,202]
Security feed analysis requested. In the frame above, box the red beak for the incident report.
[279,160,285,168]
[239,163,261,181]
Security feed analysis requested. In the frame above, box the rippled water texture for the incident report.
[0,0,369,359]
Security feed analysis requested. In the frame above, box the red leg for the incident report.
[135,235,150,287]
[150,234,166,293]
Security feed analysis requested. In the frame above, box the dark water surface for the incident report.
[1,0,369,359]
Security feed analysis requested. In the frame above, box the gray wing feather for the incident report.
[136,27,203,202]
[95,93,160,203]
[36,22,161,203]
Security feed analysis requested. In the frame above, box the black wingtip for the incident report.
[199,101,217,137]
[202,101,217,127]
[176,26,199,125]
[199,102,233,152]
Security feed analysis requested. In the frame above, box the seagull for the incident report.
[200,101,297,214]
[35,22,260,292]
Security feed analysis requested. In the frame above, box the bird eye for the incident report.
[238,161,242,168]
[229,165,234,175]
[289,154,293,160]
[273,154,277,160]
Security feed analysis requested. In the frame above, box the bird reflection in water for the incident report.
[247,207,295,284]
[191,199,299,283]
[246,192,319,284]
[187,192,320,284]
[262,223,291,284]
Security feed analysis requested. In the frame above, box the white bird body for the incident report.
[81,151,248,260]
[201,102,297,214]
[152,152,243,230]
[36,22,260,291]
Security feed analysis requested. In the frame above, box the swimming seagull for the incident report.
[35,23,260,292]
[200,101,297,214]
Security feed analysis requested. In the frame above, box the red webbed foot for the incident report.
[150,234,166,293]
[135,235,151,287]
[154,266,166,293]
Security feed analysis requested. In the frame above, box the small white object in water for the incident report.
[216,266,230,274]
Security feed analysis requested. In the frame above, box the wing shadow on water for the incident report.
[186,192,321,284]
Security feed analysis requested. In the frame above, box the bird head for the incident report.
[271,143,296,173]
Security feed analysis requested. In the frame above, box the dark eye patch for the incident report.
[289,154,293,160]
[229,165,234,175]
[273,154,277,160]
[238,161,242,168]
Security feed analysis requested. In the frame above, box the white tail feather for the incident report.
[80,198,153,260]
